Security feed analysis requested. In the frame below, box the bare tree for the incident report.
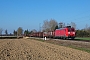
[70,22,76,29]
[42,20,50,32]
[49,19,58,31]
[17,27,23,36]
[84,24,88,31]
[5,29,8,35]
[42,19,58,32]
[0,28,3,35]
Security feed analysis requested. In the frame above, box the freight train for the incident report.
[29,26,75,39]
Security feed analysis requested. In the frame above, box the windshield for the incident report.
[68,28,75,32]
[71,28,75,31]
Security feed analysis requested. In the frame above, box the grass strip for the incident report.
[75,37,90,40]
[69,46,90,53]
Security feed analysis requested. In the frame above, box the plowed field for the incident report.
[0,39,90,60]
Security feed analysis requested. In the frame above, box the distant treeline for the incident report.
[0,34,14,36]
[76,29,90,37]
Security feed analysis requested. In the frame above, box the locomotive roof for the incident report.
[56,28,67,30]
[56,27,72,30]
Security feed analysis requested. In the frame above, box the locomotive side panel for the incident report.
[55,28,66,38]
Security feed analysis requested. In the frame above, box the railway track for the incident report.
[30,37,90,42]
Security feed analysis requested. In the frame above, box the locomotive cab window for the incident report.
[71,28,75,32]
[68,28,71,32]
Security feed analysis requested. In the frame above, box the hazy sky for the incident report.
[0,0,90,33]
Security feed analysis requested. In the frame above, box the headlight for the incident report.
[68,32,70,34]
[73,32,75,34]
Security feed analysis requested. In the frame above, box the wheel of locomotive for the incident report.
[63,37,66,40]
[71,37,75,40]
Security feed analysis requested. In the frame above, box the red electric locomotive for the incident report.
[54,26,75,39]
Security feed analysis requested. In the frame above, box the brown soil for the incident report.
[0,39,90,60]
